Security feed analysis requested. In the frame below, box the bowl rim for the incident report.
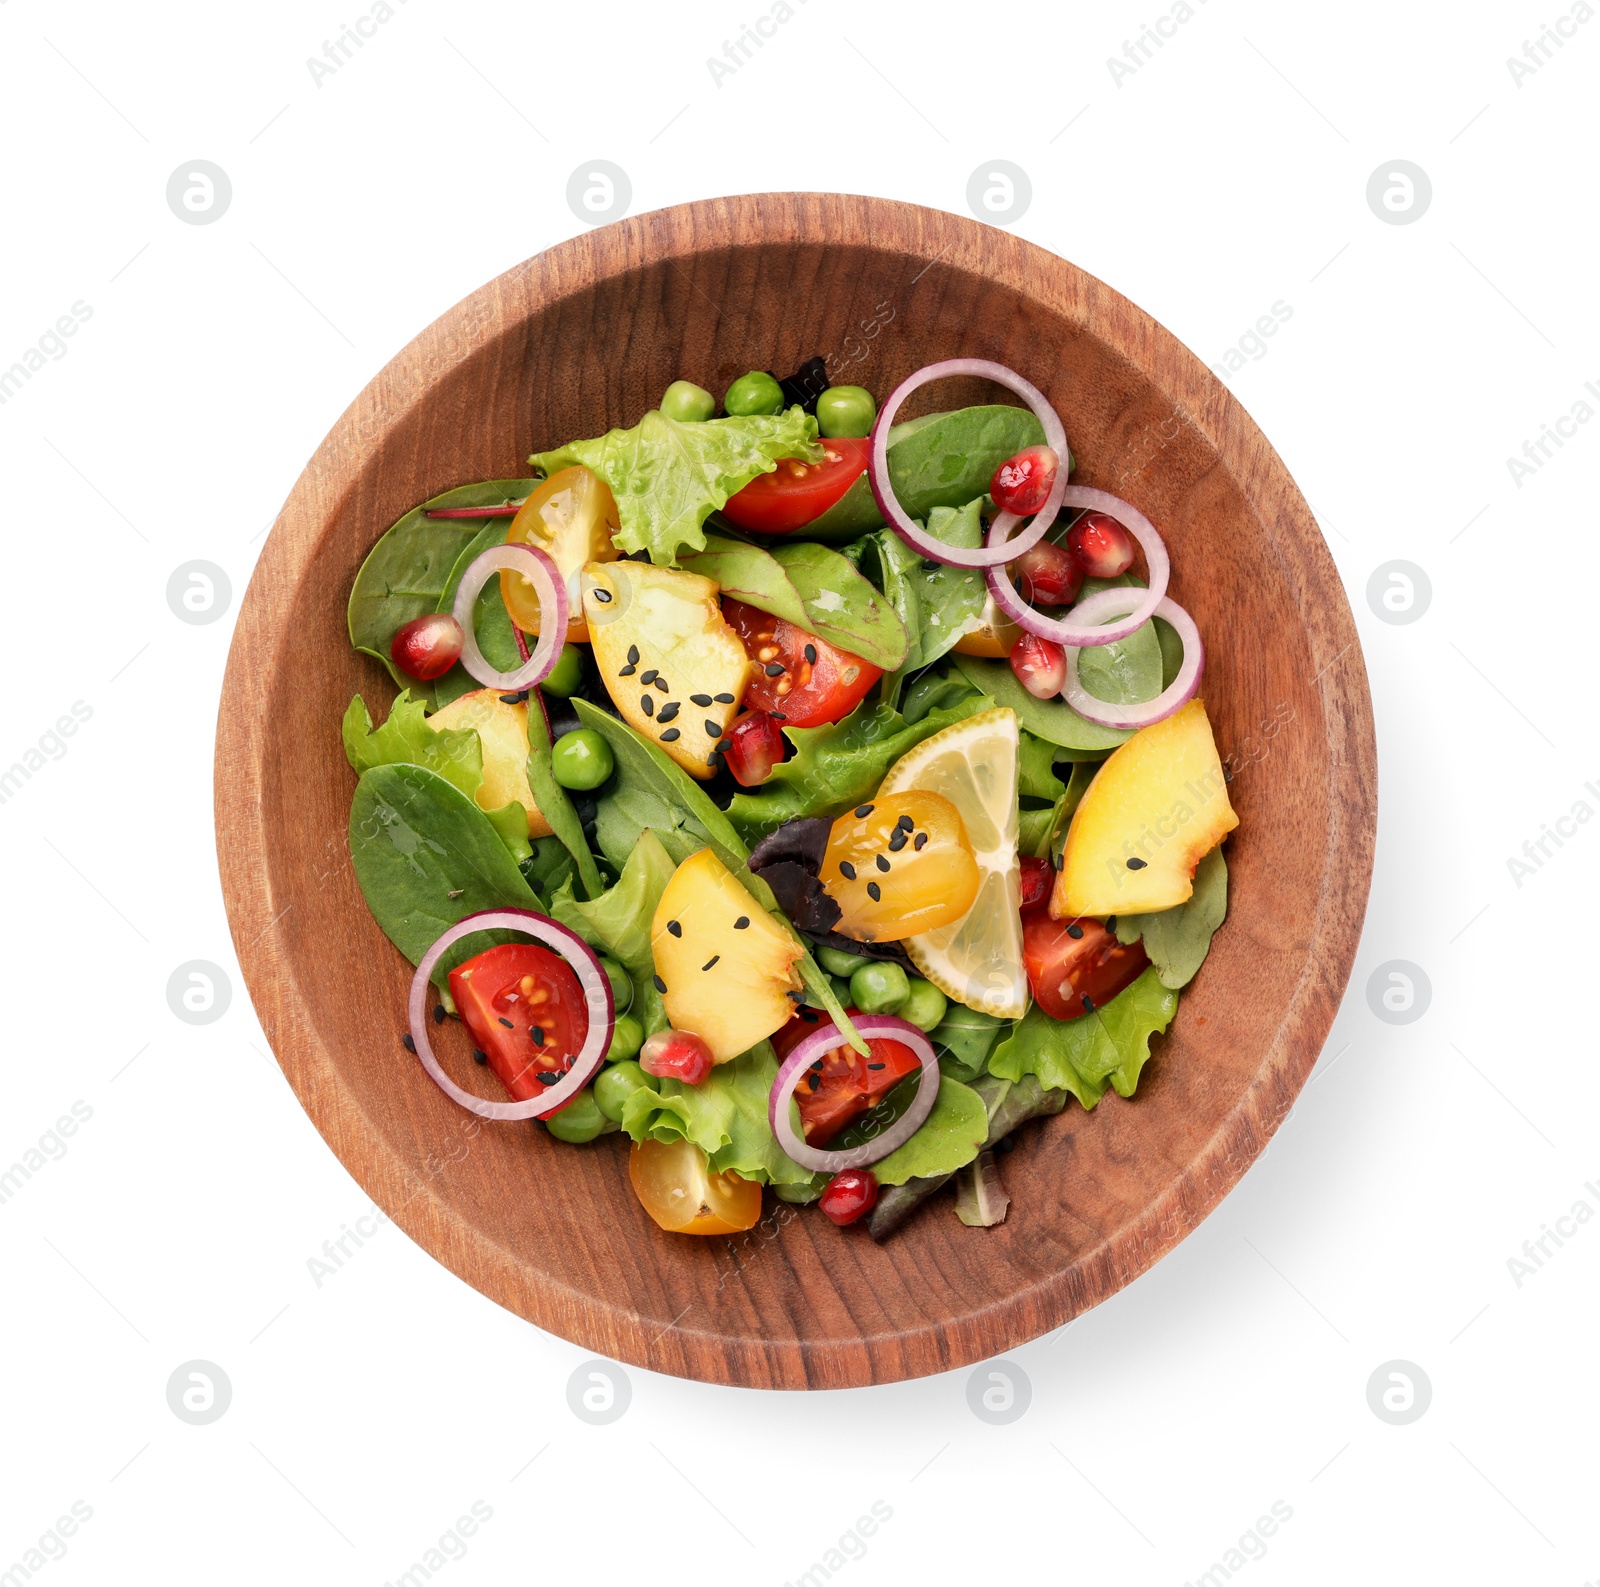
[214,192,1376,1388]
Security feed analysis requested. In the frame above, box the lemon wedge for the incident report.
[877,706,1027,1018]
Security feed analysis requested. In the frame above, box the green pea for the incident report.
[595,1059,648,1122]
[816,945,864,978]
[596,958,634,1016]
[816,385,877,440]
[544,1087,606,1143]
[898,977,947,1033]
[541,642,585,698]
[551,727,614,791]
[849,960,910,1016]
[723,370,785,417]
[661,379,716,423]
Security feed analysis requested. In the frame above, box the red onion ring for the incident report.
[768,1016,940,1174]
[451,544,566,691]
[869,359,1068,569]
[406,909,614,1121]
[986,486,1171,646]
[1060,589,1204,729]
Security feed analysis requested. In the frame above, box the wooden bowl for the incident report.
[215,194,1375,1388]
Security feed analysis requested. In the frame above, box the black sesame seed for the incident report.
[913,831,928,851]
[1126,857,1148,870]
[707,752,721,766]
[660,727,681,741]
[473,1048,488,1065]
[787,989,806,1002]
[499,693,521,704]
[1106,916,1118,933]
[922,558,943,571]
[1066,923,1084,939]
[733,916,750,929]
[627,645,640,664]
[691,693,713,707]
[432,1005,446,1024]
[716,738,731,752]
[401,1033,416,1053]
[868,1061,886,1071]
[839,860,857,880]
[593,588,612,603]
[667,920,682,937]
[640,668,658,684]
[703,719,721,737]
[641,694,655,717]
[618,664,636,677]
[657,700,680,723]
[1082,994,1095,1013]
[855,804,874,818]
[653,974,667,993]
[807,1072,820,1090]
[702,955,720,971]
[529,1026,545,1044]
[896,814,914,832]
[804,643,817,664]
[714,692,735,703]
[770,712,786,721]
[654,677,669,693]
[867,881,881,901]
[875,854,891,873]
[764,662,785,677]
[536,1070,559,1085]
[498,1017,514,1028]
[810,1058,824,1071]
[888,830,907,852]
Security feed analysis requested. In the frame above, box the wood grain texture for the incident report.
[214,193,1376,1389]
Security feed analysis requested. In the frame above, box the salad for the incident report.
[342,355,1237,1240]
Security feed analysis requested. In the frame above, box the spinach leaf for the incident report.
[885,405,1048,520]
[858,1075,989,1186]
[1018,729,1066,802]
[548,829,675,1035]
[1115,844,1228,989]
[679,534,908,670]
[525,685,604,899]
[1073,575,1165,709]
[520,835,577,901]
[796,468,883,538]
[346,480,533,698]
[570,700,864,1051]
[532,407,824,566]
[988,968,1177,1108]
[723,691,994,843]
[348,762,539,988]
[931,1004,1008,1081]
[342,690,530,864]
[950,653,1130,756]
[900,667,982,725]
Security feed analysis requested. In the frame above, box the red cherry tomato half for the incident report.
[1009,632,1066,699]
[1066,511,1135,579]
[639,1028,715,1086]
[1014,540,1083,607]
[1022,913,1149,1021]
[391,612,464,681]
[990,445,1060,517]
[724,599,882,729]
[447,942,588,1103]
[723,708,784,787]
[1019,855,1054,911]
[772,1008,922,1146]
[720,437,871,534]
[819,1168,879,1226]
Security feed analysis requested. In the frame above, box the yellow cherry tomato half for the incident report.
[628,1137,763,1235]
[501,466,620,642]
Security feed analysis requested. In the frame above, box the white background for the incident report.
[2,0,1597,1583]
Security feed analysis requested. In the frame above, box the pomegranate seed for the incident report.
[639,1029,715,1086]
[990,445,1060,517]
[723,708,784,786]
[1066,512,1135,578]
[1015,540,1082,606]
[819,1168,879,1226]
[391,613,464,681]
[1009,633,1066,699]
[1019,855,1054,911]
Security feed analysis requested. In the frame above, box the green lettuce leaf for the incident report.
[859,1076,989,1186]
[724,691,994,843]
[549,830,676,1035]
[342,690,529,863]
[1018,729,1066,802]
[1116,845,1228,989]
[621,1041,819,1188]
[988,968,1178,1108]
[531,408,824,566]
